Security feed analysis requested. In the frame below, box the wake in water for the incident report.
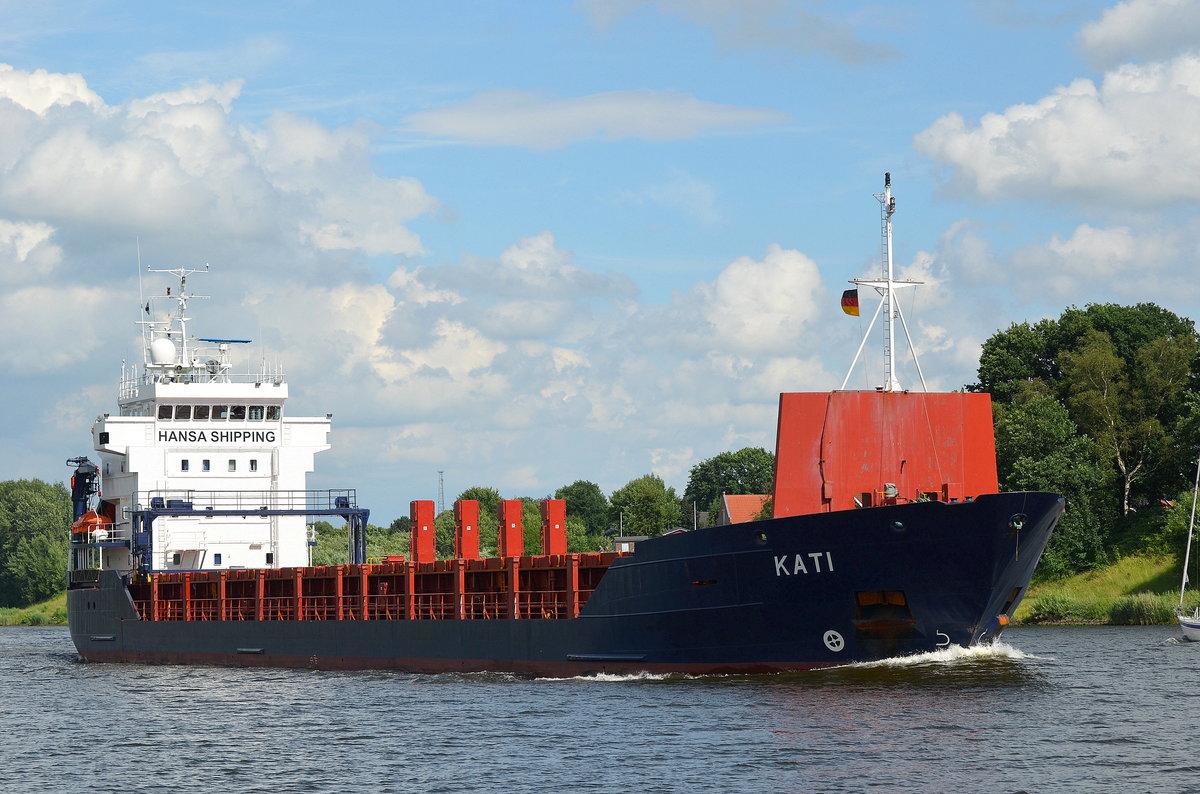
[536,671,679,683]
[530,643,1045,685]
[847,640,1041,670]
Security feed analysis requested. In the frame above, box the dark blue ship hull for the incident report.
[68,491,1062,675]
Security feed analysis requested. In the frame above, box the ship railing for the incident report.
[70,523,133,544]
[464,592,506,620]
[517,591,570,620]
[137,489,359,513]
[134,591,599,621]
[126,553,622,622]
[119,367,286,400]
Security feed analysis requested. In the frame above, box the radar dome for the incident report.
[150,337,177,366]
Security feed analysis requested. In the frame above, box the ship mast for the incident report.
[839,173,927,392]
[137,265,210,380]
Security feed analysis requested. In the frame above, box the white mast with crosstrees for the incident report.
[839,172,928,393]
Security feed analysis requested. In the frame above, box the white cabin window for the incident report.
[213,405,229,420]
[158,405,173,420]
[266,406,281,420]
[193,405,210,420]
[228,459,236,472]
[174,405,191,420]
[181,459,189,472]
[213,553,222,565]
[202,459,211,472]
[248,405,265,420]
[250,459,258,472]
[230,405,247,420]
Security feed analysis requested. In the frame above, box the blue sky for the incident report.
[3,0,1199,521]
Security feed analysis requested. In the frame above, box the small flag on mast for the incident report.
[840,289,859,316]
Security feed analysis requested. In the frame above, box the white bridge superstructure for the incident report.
[88,267,330,572]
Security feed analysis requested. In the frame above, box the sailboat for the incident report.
[1177,454,1200,640]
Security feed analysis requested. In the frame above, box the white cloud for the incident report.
[0,220,62,285]
[401,88,788,149]
[914,54,1200,207]
[0,63,437,258]
[579,0,900,64]
[387,267,465,305]
[0,63,102,113]
[0,285,116,372]
[1013,222,1179,299]
[400,319,508,380]
[1079,0,1200,68]
[684,243,826,355]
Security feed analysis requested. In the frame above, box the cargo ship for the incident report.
[66,175,1063,675]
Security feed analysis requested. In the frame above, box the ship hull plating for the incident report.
[69,492,1062,676]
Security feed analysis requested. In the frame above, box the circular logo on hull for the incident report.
[823,630,845,652]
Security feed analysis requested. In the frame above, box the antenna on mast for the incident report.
[839,173,928,393]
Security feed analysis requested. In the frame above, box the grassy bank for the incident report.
[0,592,67,626]
[1014,554,1190,625]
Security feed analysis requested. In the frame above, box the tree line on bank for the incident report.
[976,302,1200,580]
[6,300,1200,607]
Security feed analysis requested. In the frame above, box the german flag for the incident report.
[840,289,859,316]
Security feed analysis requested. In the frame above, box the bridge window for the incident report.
[230,405,246,420]
[248,405,264,420]
[158,404,173,420]
[266,406,281,420]
[193,405,210,420]
[213,405,229,420]
[174,405,191,420]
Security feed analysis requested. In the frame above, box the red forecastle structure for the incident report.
[773,391,999,516]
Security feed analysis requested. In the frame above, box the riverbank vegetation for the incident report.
[1014,554,1190,625]
[980,303,1200,584]
[0,591,67,625]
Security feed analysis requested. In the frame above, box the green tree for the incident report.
[554,480,610,536]
[683,448,776,509]
[973,319,1059,403]
[994,395,1112,578]
[976,302,1200,543]
[0,479,71,607]
[1062,329,1197,515]
[566,515,609,552]
[309,519,406,566]
[610,474,682,537]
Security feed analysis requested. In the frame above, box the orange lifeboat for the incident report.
[71,510,107,535]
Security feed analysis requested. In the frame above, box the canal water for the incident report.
[0,625,1193,793]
